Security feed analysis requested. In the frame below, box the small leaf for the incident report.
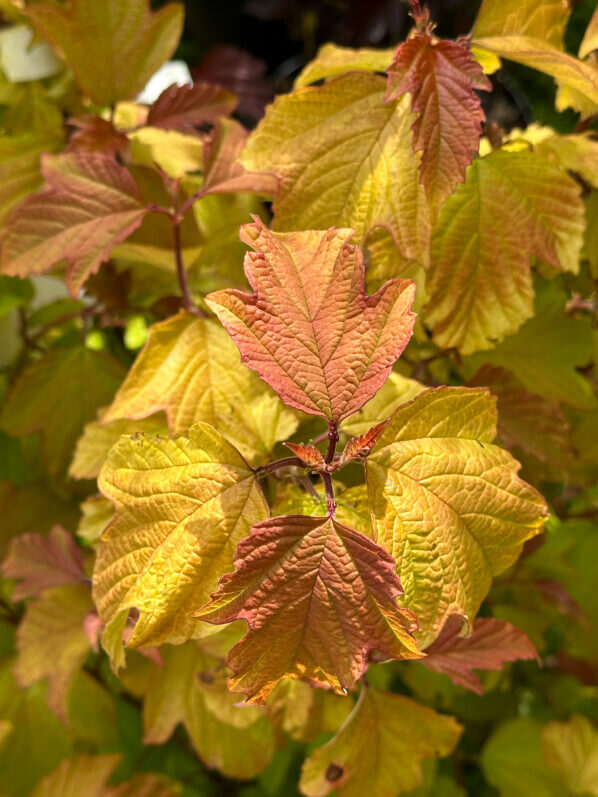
[206,219,415,423]
[386,33,491,211]
[300,687,462,796]
[340,422,387,465]
[93,423,269,667]
[284,443,325,469]
[14,585,93,722]
[28,0,184,106]
[423,616,538,693]
[0,346,125,479]
[67,116,130,158]
[197,514,421,705]
[1,152,149,296]
[146,81,237,130]
[3,526,87,601]
[426,149,585,354]
[295,43,395,88]
[274,483,374,539]
[142,642,275,779]
[77,495,114,547]
[367,387,547,646]
[101,312,298,465]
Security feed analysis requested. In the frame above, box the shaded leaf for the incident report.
[3,526,86,601]
[239,72,431,267]
[66,116,130,158]
[28,0,184,106]
[77,495,114,547]
[101,312,298,465]
[1,152,149,296]
[266,678,352,743]
[273,483,373,539]
[579,4,598,60]
[93,423,268,666]
[367,387,547,646]
[14,584,92,722]
[423,616,537,694]
[426,149,585,354]
[206,219,415,423]
[295,43,395,88]
[197,514,421,705]
[300,687,462,797]
[143,642,275,779]
[341,371,425,437]
[0,345,125,479]
[386,33,490,211]
[146,81,236,130]
[541,715,598,796]
[284,443,325,469]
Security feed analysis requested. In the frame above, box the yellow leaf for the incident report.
[143,642,275,779]
[541,715,598,795]
[579,4,598,60]
[295,43,395,88]
[367,387,547,646]
[273,482,374,538]
[77,495,114,547]
[267,678,353,743]
[128,127,204,179]
[93,422,268,667]
[101,312,298,465]
[240,72,431,269]
[299,687,462,797]
[341,371,425,437]
[473,0,570,50]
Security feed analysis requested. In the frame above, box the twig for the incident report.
[172,220,197,314]
[254,456,304,476]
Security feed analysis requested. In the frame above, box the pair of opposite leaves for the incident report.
[95,218,546,704]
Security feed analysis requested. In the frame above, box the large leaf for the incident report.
[579,4,598,60]
[28,0,184,106]
[239,72,431,268]
[367,387,547,646]
[0,346,125,479]
[206,219,415,423]
[422,616,537,693]
[14,585,93,722]
[426,149,585,354]
[295,43,395,88]
[300,687,462,797]
[1,152,149,296]
[197,514,422,705]
[541,715,598,796]
[143,642,275,779]
[93,423,268,667]
[101,312,298,465]
[386,33,490,212]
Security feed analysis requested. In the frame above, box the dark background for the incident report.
[167,0,598,132]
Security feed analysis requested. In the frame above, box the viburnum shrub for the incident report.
[0,0,597,794]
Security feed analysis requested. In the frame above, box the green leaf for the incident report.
[0,345,126,479]
[541,715,598,796]
[367,387,547,646]
[0,276,33,318]
[426,149,585,354]
[28,0,184,106]
[300,687,462,797]
[93,423,269,666]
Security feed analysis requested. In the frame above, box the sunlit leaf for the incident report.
[295,43,395,88]
[426,149,585,354]
[101,312,298,465]
[28,0,184,106]
[206,219,415,422]
[367,387,547,646]
[197,514,422,704]
[386,33,490,212]
[1,152,149,296]
[300,687,462,797]
[93,423,269,667]
[579,4,598,60]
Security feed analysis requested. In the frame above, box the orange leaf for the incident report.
[1,152,148,296]
[196,514,422,705]
[386,33,491,211]
[284,443,325,469]
[423,616,538,693]
[206,218,416,423]
[341,421,387,464]
[67,116,130,159]
[146,81,237,130]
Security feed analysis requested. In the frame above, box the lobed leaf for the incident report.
[367,387,547,646]
[101,312,298,464]
[197,514,422,705]
[93,423,269,667]
[423,616,538,693]
[28,0,184,106]
[386,33,491,212]
[426,149,585,354]
[1,152,149,296]
[206,219,416,423]
[299,687,462,797]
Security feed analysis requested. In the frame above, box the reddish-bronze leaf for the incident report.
[205,219,416,423]
[2,526,87,601]
[284,443,325,469]
[341,422,387,465]
[197,515,422,704]
[67,116,130,159]
[146,81,237,130]
[385,33,491,211]
[423,616,538,693]
[1,152,148,296]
